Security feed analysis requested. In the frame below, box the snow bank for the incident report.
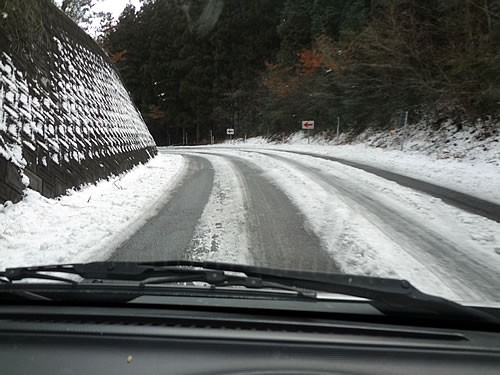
[0,152,184,270]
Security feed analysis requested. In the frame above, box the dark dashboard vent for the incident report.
[7,314,467,342]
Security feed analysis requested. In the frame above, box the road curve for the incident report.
[175,146,499,223]
[107,147,498,302]
[108,146,499,302]
[256,149,500,223]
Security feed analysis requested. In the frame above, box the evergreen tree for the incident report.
[103,0,500,143]
[277,0,313,63]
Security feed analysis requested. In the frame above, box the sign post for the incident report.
[301,120,314,144]
[400,111,408,151]
[227,128,235,143]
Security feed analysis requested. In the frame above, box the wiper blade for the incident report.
[1,260,498,324]
[0,262,315,299]
[0,264,78,285]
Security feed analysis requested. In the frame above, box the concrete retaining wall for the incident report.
[0,0,157,203]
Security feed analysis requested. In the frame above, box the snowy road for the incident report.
[110,147,500,303]
[5,144,497,303]
[113,150,339,273]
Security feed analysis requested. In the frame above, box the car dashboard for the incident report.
[1,303,500,375]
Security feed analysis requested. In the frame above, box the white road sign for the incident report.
[302,120,314,130]
[227,128,235,135]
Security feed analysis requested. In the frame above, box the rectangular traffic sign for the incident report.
[226,128,235,135]
[302,121,314,129]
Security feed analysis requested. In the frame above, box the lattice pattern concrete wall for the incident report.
[0,0,157,203]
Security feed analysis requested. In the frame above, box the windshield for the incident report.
[0,0,499,307]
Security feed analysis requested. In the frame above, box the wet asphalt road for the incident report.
[110,151,338,273]
[224,155,338,272]
[110,155,213,261]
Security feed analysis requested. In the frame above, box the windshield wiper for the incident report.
[1,260,498,324]
[0,261,316,299]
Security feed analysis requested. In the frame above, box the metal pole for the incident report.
[400,111,408,151]
[210,130,213,145]
[308,129,310,144]
[336,116,340,138]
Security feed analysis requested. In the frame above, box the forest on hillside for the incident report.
[99,0,500,145]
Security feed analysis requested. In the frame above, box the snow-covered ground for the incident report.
[0,152,185,270]
[2,125,499,303]
[219,123,500,204]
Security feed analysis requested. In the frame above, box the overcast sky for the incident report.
[53,0,141,20]
[94,0,142,19]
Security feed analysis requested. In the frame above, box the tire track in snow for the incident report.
[213,153,339,272]
[180,151,338,272]
[184,153,252,265]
